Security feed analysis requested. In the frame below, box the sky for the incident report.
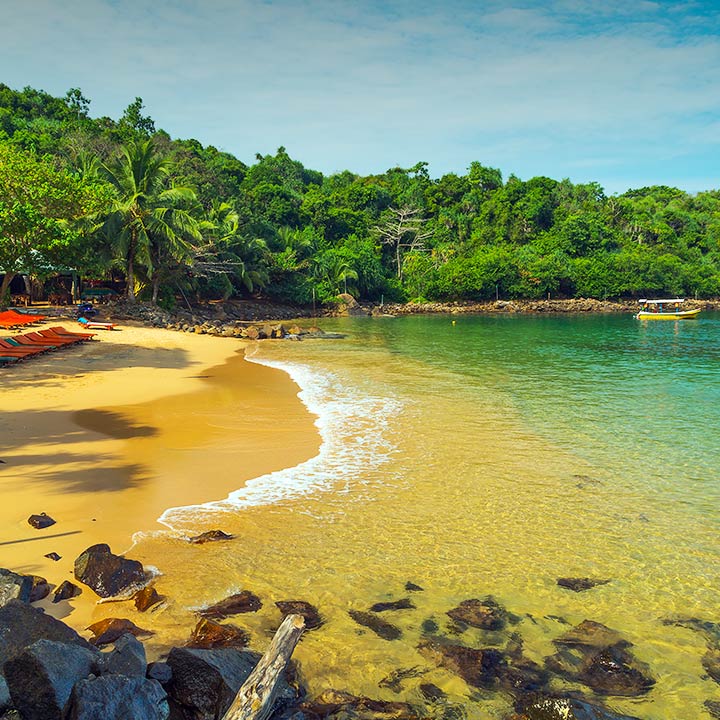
[1,0,719,194]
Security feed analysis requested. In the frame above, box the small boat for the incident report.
[636,298,701,320]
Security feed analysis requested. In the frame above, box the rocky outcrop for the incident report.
[73,544,146,598]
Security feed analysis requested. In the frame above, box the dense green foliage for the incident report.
[1,83,719,305]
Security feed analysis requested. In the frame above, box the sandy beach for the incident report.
[0,320,320,630]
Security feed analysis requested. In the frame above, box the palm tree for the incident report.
[98,139,201,302]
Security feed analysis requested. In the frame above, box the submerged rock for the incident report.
[705,700,720,719]
[370,598,416,613]
[27,512,55,529]
[446,597,513,631]
[702,649,720,684]
[0,569,32,607]
[418,683,446,702]
[74,544,145,598]
[134,586,161,612]
[513,693,642,719]
[86,618,154,647]
[187,530,234,544]
[199,590,262,618]
[405,582,424,592]
[418,640,505,688]
[378,666,427,693]
[662,615,720,648]
[557,578,611,593]
[302,689,419,720]
[348,610,402,640]
[275,600,324,629]
[187,618,250,649]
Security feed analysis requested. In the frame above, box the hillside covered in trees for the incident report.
[2,83,720,308]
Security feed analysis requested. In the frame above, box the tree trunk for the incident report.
[0,271,16,306]
[221,614,305,720]
[151,275,159,305]
[126,256,136,303]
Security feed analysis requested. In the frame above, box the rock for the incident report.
[275,600,323,630]
[245,325,260,340]
[418,683,446,702]
[446,597,512,630]
[199,590,262,618]
[86,618,154,646]
[705,700,720,719]
[289,325,305,336]
[552,620,628,650]
[378,666,427,693]
[52,580,80,603]
[28,576,51,602]
[147,661,173,685]
[100,633,147,678]
[45,552,61,561]
[134,586,161,612]
[68,675,169,720]
[662,615,720,647]
[702,649,720,683]
[74,544,146,598]
[27,512,55,529]
[513,694,642,719]
[302,689,419,720]
[187,618,250,649]
[165,646,299,720]
[557,578,611,593]
[270,323,287,338]
[405,582,424,592]
[335,293,369,317]
[369,598,415,613]
[0,601,94,668]
[0,569,32,607]
[4,639,99,720]
[420,618,439,635]
[348,610,402,640]
[187,530,234,544]
[417,641,505,688]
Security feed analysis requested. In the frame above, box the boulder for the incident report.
[134,586,161,612]
[100,633,147,678]
[86,618,154,647]
[348,610,402,641]
[0,570,32,607]
[147,661,173,685]
[68,675,169,720]
[369,599,415,613]
[74,544,146,598]
[446,597,512,630]
[513,694,642,719]
[557,578,611,593]
[4,639,99,720]
[275,601,323,630]
[199,590,262,619]
[27,576,51,603]
[0,601,93,669]
[244,326,260,340]
[27,513,55,529]
[187,530,234,544]
[187,618,249,649]
[52,580,81,603]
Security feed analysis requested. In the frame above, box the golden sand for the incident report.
[0,321,320,628]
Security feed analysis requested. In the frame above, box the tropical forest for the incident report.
[2,82,720,308]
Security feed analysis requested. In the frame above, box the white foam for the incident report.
[157,351,402,532]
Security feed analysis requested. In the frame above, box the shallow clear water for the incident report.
[140,312,720,719]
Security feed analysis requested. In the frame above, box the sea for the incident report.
[140,312,720,719]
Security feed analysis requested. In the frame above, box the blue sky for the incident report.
[1,0,719,194]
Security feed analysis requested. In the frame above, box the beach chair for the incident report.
[37,328,91,344]
[77,317,116,331]
[0,356,20,366]
[46,325,96,340]
[24,331,79,346]
[6,335,62,350]
[0,339,47,357]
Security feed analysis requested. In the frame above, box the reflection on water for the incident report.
[129,313,720,719]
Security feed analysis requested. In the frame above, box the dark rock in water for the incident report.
[702,649,720,683]
[348,610,402,641]
[417,640,505,688]
[100,633,147,678]
[557,578,611,593]
[705,700,720,719]
[275,600,324,629]
[45,552,61,561]
[421,618,439,635]
[28,575,51,602]
[302,689,419,719]
[27,512,55,529]
[68,675,169,720]
[0,600,94,668]
[446,597,511,631]
[405,581,424,592]
[514,693,642,719]
[134,586,161,612]
[166,646,299,720]
[187,530,234,544]
[86,618,154,646]
[378,666,427,693]
[662,615,720,648]
[0,569,32,607]
[199,590,262,618]
[370,598,415,613]
[187,618,250,649]
[147,661,173,685]
[546,621,654,697]
[52,580,80,603]
[4,639,99,720]
[74,544,145,598]
[419,683,446,702]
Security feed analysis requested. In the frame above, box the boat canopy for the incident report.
[638,298,685,304]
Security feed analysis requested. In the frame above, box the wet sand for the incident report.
[0,321,320,628]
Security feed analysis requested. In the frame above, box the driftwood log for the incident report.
[222,613,306,720]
